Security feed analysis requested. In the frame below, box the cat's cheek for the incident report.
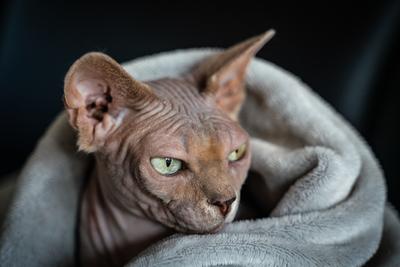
[137,163,189,202]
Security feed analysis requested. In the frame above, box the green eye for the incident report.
[228,143,247,162]
[150,157,182,175]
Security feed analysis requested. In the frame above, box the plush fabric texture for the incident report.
[1,49,399,267]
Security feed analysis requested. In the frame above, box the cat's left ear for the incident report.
[193,30,275,120]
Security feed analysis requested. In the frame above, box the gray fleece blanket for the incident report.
[1,49,399,267]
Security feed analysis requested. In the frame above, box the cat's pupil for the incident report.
[165,158,172,167]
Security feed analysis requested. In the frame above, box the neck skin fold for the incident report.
[79,166,171,267]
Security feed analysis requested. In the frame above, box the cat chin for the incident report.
[165,200,240,234]
[166,217,225,234]
[164,202,225,234]
[176,223,225,235]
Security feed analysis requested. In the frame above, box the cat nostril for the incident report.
[210,197,236,217]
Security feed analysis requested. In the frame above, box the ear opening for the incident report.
[193,29,275,119]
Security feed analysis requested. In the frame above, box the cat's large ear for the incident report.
[64,52,157,152]
[193,30,275,120]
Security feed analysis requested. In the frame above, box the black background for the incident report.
[0,0,399,209]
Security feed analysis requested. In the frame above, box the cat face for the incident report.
[101,78,251,233]
[64,30,274,233]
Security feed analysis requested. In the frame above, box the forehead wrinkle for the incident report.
[147,78,210,119]
[158,80,193,115]
[201,119,236,156]
[161,115,187,134]
[164,79,199,106]
[164,78,205,107]
[199,113,233,140]
[186,123,226,162]
[181,129,190,154]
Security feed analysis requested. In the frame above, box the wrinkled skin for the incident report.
[64,30,274,266]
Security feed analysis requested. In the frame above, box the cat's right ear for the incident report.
[64,52,157,152]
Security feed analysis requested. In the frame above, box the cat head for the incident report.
[64,30,274,233]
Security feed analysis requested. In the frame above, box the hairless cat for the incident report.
[64,30,275,267]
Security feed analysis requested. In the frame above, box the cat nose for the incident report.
[209,196,236,217]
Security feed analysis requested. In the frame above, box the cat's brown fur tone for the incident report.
[64,30,274,267]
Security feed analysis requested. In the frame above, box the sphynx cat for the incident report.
[64,30,274,267]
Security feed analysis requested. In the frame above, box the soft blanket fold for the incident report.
[1,49,399,267]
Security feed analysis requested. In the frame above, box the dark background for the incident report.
[0,0,399,209]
